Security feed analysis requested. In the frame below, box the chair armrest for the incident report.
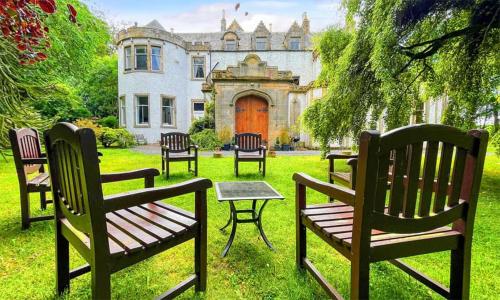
[234,145,239,150]
[101,168,159,188]
[161,145,170,151]
[326,153,358,160]
[259,145,267,150]
[103,178,212,213]
[347,158,358,189]
[190,144,199,150]
[293,172,355,206]
[22,158,47,165]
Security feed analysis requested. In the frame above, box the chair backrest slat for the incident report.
[418,141,439,217]
[433,142,454,213]
[161,132,191,153]
[388,148,406,216]
[448,147,467,206]
[235,133,261,152]
[402,142,423,217]
[355,124,488,235]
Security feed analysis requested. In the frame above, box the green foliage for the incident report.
[190,129,222,150]
[100,127,135,148]
[80,55,118,117]
[189,100,215,134]
[305,0,499,152]
[492,131,500,156]
[97,116,119,128]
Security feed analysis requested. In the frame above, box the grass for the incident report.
[0,148,498,299]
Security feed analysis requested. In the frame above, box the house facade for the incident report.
[116,12,324,145]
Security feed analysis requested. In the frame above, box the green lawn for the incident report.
[0,149,498,299]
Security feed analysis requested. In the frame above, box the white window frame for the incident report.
[161,96,176,127]
[192,100,205,120]
[192,56,205,80]
[124,46,132,71]
[134,45,148,70]
[119,95,126,127]
[255,37,268,50]
[150,45,162,72]
[134,94,150,127]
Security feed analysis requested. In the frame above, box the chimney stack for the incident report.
[302,12,310,34]
[221,9,227,32]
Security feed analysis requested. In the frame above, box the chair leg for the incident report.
[194,158,198,177]
[91,265,111,299]
[296,219,306,269]
[20,192,30,230]
[56,222,70,295]
[262,159,266,177]
[235,160,239,177]
[40,191,47,210]
[161,157,165,174]
[195,229,207,292]
[166,160,170,179]
[188,160,191,172]
[450,243,471,300]
[351,259,370,299]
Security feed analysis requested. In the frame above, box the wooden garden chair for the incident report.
[9,128,53,229]
[327,153,359,189]
[234,133,267,177]
[45,123,211,298]
[161,132,199,179]
[294,124,488,299]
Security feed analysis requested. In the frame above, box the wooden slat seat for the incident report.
[302,202,461,260]
[238,152,264,159]
[63,201,198,257]
[27,173,51,191]
[234,133,267,176]
[166,152,196,159]
[330,171,351,185]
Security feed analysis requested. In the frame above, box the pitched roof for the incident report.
[254,21,270,36]
[145,20,166,31]
[227,20,243,32]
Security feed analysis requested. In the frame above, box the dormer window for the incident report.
[289,37,301,50]
[255,37,268,50]
[225,39,237,51]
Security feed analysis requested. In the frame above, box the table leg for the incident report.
[220,204,233,231]
[221,201,237,257]
[257,200,274,250]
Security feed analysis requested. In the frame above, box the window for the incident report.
[255,37,268,50]
[225,39,237,51]
[119,96,126,126]
[289,37,301,50]
[192,57,205,79]
[150,46,161,71]
[135,95,149,125]
[162,97,175,126]
[124,46,132,71]
[135,46,147,70]
[192,101,205,119]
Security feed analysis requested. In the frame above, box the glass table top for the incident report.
[215,181,285,201]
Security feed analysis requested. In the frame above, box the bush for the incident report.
[100,127,135,148]
[191,129,222,150]
[97,116,118,128]
[492,131,500,156]
[188,100,215,134]
[74,118,103,139]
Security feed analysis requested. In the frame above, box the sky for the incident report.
[82,0,345,33]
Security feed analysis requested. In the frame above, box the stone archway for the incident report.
[235,95,269,141]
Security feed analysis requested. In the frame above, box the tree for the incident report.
[304,0,499,153]
[80,55,118,117]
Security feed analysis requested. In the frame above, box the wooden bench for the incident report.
[234,133,267,177]
[295,124,488,299]
[46,123,211,298]
[161,132,199,179]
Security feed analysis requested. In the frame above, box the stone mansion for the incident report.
[116,12,324,145]
[116,12,447,146]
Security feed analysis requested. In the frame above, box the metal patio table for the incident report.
[215,181,285,257]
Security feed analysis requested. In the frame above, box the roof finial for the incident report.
[221,9,227,32]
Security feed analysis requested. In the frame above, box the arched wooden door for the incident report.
[235,96,269,142]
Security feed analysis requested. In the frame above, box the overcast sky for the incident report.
[82,0,345,33]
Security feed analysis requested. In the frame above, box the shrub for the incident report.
[218,126,232,144]
[74,118,103,139]
[97,116,118,128]
[492,131,500,156]
[191,129,222,150]
[279,129,290,144]
[100,127,135,148]
[188,100,215,134]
